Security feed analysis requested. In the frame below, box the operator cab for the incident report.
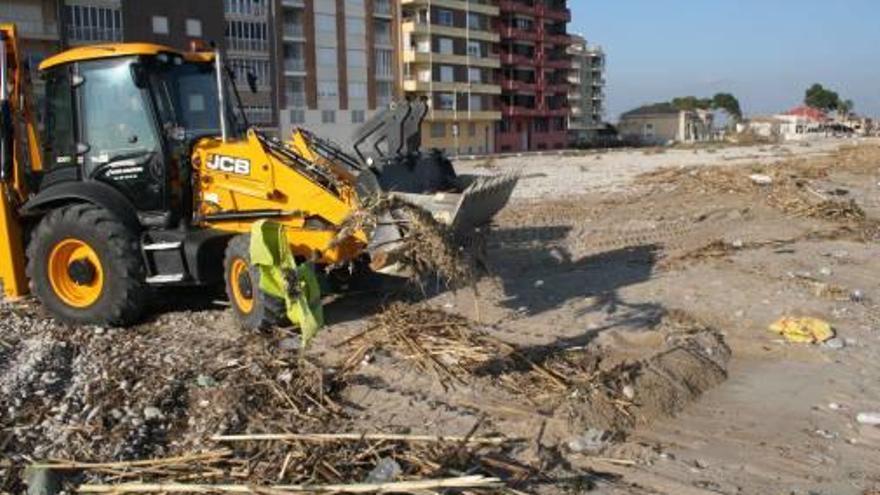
[37,43,243,227]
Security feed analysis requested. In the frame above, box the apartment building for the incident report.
[223,0,278,131]
[567,34,605,146]
[399,0,501,155]
[497,0,571,152]
[1,0,63,102]
[277,0,400,144]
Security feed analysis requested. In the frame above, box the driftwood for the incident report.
[211,433,515,446]
[33,450,232,471]
[77,475,503,493]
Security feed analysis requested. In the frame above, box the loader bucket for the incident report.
[366,172,519,273]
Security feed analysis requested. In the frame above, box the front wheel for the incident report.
[27,204,147,326]
[223,234,285,331]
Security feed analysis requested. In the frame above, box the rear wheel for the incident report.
[27,204,147,326]
[223,234,285,331]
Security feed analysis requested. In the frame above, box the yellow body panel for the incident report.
[39,42,213,71]
[0,24,36,298]
[194,131,367,265]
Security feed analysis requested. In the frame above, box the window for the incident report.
[440,66,454,82]
[467,40,482,57]
[430,123,446,138]
[347,49,366,68]
[322,110,336,124]
[41,68,75,169]
[351,110,366,123]
[317,47,336,66]
[417,68,431,83]
[438,37,453,55]
[346,18,365,35]
[186,19,202,37]
[468,68,482,83]
[316,14,336,34]
[349,83,367,99]
[152,16,169,35]
[469,123,477,137]
[469,95,484,111]
[289,109,305,124]
[436,9,453,27]
[376,81,393,107]
[318,81,338,98]
[374,49,393,78]
[437,93,455,110]
[467,13,482,29]
[225,20,269,51]
[65,4,122,42]
[416,38,431,53]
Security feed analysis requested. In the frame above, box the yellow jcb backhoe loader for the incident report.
[0,26,517,329]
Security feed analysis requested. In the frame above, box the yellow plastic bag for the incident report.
[769,317,834,344]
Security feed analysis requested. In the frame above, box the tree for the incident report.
[805,83,841,112]
[837,99,855,118]
[671,96,712,112]
[711,93,743,121]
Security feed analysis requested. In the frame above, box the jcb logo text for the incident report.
[206,155,251,175]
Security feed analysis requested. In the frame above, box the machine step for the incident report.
[146,274,186,284]
[143,241,183,251]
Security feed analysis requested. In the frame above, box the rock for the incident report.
[828,402,841,411]
[534,280,545,288]
[143,407,163,421]
[278,338,301,351]
[749,174,773,186]
[364,458,402,483]
[567,428,611,455]
[622,385,635,400]
[694,459,709,469]
[818,267,832,277]
[850,289,865,302]
[731,239,744,249]
[196,374,217,388]
[24,467,63,495]
[856,412,880,426]
[823,338,845,350]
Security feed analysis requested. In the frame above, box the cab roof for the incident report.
[39,42,214,71]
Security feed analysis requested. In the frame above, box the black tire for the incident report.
[27,203,147,326]
[223,234,286,331]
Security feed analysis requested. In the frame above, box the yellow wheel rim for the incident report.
[230,258,255,314]
[47,238,105,309]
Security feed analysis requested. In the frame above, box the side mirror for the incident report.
[0,100,13,182]
[246,71,258,94]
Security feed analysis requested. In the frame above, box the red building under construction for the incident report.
[495,0,572,152]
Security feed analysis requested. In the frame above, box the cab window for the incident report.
[41,67,76,169]
[79,58,159,168]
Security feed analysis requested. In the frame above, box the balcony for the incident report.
[500,52,536,67]
[403,80,501,95]
[283,24,305,39]
[545,83,570,93]
[501,80,537,92]
[544,32,572,45]
[284,58,306,73]
[404,50,501,68]
[282,0,305,6]
[374,0,392,16]
[402,0,499,16]
[374,32,392,45]
[226,38,269,53]
[402,20,499,43]
[543,58,572,69]
[501,105,541,118]
[285,92,306,107]
[498,0,535,15]
[500,26,540,42]
[538,4,572,22]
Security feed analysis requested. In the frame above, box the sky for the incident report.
[570,0,880,121]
